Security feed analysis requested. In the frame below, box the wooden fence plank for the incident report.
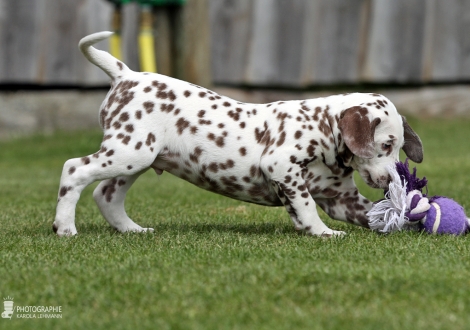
[173,0,212,87]
[425,0,466,82]
[244,0,279,85]
[460,0,470,78]
[121,3,140,72]
[275,0,307,86]
[75,0,113,85]
[210,0,253,85]
[310,0,365,84]
[0,0,46,83]
[362,0,427,83]
[421,0,436,82]
[399,0,428,82]
[298,0,320,85]
[327,0,365,83]
[40,0,83,84]
[153,6,173,77]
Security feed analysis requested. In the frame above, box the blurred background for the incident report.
[1,0,470,139]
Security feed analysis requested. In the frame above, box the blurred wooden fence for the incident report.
[210,0,470,87]
[0,0,469,87]
[0,0,210,87]
[0,0,112,85]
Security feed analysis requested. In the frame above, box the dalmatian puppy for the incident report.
[53,32,423,237]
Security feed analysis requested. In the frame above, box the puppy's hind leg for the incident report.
[93,171,154,233]
[53,138,160,236]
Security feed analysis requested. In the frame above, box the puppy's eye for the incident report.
[382,143,392,150]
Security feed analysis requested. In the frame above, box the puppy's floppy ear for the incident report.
[401,116,423,163]
[338,106,381,159]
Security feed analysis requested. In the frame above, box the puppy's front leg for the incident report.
[269,165,345,237]
[316,188,373,228]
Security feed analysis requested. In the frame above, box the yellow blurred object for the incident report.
[110,34,123,61]
[139,7,157,73]
[110,6,123,61]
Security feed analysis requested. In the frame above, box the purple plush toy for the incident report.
[368,160,470,235]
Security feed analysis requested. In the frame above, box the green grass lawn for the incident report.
[1,117,470,329]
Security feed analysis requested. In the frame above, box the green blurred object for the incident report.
[106,0,186,5]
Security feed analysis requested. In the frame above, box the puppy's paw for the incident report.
[52,222,78,237]
[320,230,346,238]
[305,227,346,238]
[119,224,154,234]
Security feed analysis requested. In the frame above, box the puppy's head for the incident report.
[338,105,423,189]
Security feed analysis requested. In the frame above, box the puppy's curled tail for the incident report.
[79,31,130,80]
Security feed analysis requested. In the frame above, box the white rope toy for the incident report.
[367,161,470,235]
[368,164,412,233]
